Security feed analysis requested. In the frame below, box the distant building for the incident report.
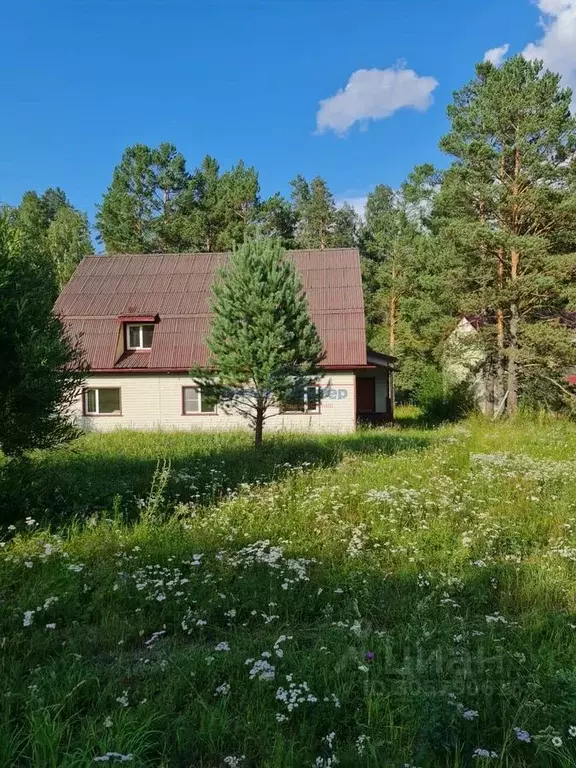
[445,313,576,413]
[55,249,395,433]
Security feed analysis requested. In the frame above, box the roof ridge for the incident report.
[84,247,360,259]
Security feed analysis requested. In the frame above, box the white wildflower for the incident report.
[472,748,499,759]
[23,610,35,627]
[247,658,275,681]
[324,732,336,749]
[513,728,531,743]
[115,690,129,708]
[223,757,245,768]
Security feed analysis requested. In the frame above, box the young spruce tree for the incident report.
[191,239,324,446]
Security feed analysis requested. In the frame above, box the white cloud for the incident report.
[316,65,439,135]
[523,0,576,101]
[483,43,510,66]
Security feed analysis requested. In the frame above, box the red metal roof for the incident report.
[54,249,367,371]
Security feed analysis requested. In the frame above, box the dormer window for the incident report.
[127,323,154,350]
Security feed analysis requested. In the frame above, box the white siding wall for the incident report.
[73,372,357,434]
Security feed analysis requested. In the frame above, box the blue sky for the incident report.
[1,0,574,224]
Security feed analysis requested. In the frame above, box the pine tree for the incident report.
[17,191,50,257]
[439,56,576,414]
[41,188,69,222]
[360,169,465,397]
[291,175,336,248]
[333,202,360,247]
[47,207,92,290]
[0,213,86,457]
[179,155,225,252]
[255,193,296,247]
[15,188,91,294]
[362,184,404,353]
[96,143,189,253]
[191,239,324,446]
[175,156,260,251]
[218,160,260,247]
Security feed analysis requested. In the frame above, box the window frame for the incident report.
[126,323,154,351]
[280,385,321,415]
[83,387,122,416]
[181,386,218,415]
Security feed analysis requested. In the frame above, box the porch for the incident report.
[355,349,396,426]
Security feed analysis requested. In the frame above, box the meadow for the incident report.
[2,416,576,766]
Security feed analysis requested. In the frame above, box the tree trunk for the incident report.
[507,248,520,416]
[508,302,519,415]
[254,407,264,447]
[484,374,495,418]
[506,147,521,417]
[389,296,396,351]
[495,247,505,411]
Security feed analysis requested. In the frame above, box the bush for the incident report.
[415,366,474,424]
[0,214,86,459]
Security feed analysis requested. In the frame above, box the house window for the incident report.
[84,388,121,415]
[182,386,217,414]
[126,324,154,350]
[280,386,320,414]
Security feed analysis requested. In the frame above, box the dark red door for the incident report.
[356,377,376,413]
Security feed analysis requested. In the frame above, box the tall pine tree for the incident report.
[440,56,576,414]
[97,143,189,253]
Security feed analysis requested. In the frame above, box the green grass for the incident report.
[0,426,430,525]
[2,417,576,766]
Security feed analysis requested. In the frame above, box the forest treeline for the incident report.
[2,55,576,413]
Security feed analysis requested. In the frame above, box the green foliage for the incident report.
[10,187,91,293]
[360,176,462,396]
[438,55,576,415]
[47,207,92,290]
[254,192,296,247]
[0,214,87,458]
[97,148,359,255]
[96,143,189,253]
[192,239,324,445]
[290,174,359,249]
[414,365,474,424]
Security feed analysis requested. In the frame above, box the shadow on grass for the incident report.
[0,428,432,525]
[3,526,572,767]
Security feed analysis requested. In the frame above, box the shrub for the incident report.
[415,365,474,424]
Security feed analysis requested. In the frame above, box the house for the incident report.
[54,248,395,433]
[445,313,576,413]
